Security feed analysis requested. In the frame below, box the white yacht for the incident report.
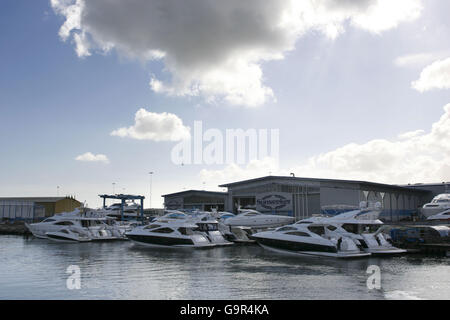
[25,209,125,241]
[298,203,406,255]
[224,209,295,229]
[421,194,450,217]
[252,222,371,259]
[156,210,232,246]
[427,208,450,222]
[125,221,214,248]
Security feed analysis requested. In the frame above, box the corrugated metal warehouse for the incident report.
[162,190,228,211]
[163,176,440,222]
[0,196,82,221]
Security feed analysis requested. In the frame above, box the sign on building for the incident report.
[165,197,184,210]
[256,192,293,212]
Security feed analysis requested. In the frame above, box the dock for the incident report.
[418,243,450,256]
[0,222,31,236]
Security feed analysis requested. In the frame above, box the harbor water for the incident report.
[0,235,448,300]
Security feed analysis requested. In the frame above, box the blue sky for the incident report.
[1,0,450,208]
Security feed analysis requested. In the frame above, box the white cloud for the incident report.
[111,108,190,142]
[397,129,425,140]
[75,152,110,164]
[201,103,450,185]
[394,53,437,68]
[51,0,423,107]
[412,57,450,92]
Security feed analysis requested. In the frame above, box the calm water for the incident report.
[0,235,448,300]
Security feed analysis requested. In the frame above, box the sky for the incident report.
[1,0,449,208]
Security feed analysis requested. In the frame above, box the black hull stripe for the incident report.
[254,236,337,253]
[47,235,79,242]
[127,234,194,246]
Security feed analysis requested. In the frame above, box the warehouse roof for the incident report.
[399,182,450,187]
[0,197,79,203]
[162,190,228,198]
[219,176,430,192]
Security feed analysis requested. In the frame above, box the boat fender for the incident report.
[337,237,342,250]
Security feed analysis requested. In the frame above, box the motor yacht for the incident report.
[421,194,450,217]
[156,210,232,246]
[223,209,294,229]
[298,202,406,255]
[25,211,125,241]
[125,221,215,248]
[252,223,371,258]
[427,208,450,222]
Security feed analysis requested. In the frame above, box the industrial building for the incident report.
[400,182,450,198]
[162,176,442,222]
[162,190,228,211]
[0,196,82,221]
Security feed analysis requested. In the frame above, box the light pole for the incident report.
[57,186,60,196]
[112,182,116,194]
[149,172,154,208]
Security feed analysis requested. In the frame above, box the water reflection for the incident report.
[0,236,448,300]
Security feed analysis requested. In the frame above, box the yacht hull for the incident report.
[259,244,371,259]
[127,234,214,248]
[253,235,338,254]
[45,233,91,243]
[365,248,407,255]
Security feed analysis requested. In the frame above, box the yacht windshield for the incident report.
[144,224,161,230]
[286,231,310,237]
[244,212,259,216]
[276,226,297,232]
[54,221,74,226]
[342,223,380,234]
[341,224,358,234]
[178,227,194,235]
[361,224,381,233]
[152,227,174,234]
[166,213,186,219]
[307,226,325,236]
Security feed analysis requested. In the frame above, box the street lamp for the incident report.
[112,182,116,194]
[57,186,60,196]
[149,172,154,208]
